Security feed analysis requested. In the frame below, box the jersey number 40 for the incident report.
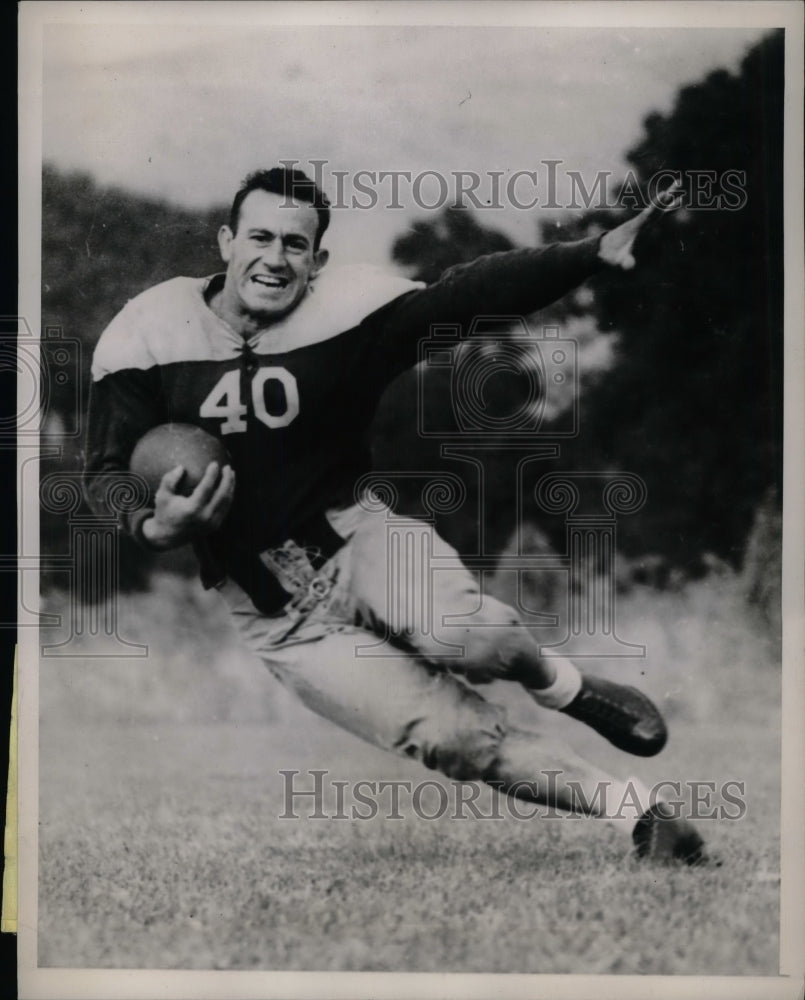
[199,368,299,434]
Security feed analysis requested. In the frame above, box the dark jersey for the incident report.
[85,237,602,612]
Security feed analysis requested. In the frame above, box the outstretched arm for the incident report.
[364,183,684,378]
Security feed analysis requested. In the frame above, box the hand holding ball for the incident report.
[129,423,235,549]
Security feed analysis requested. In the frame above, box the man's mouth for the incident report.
[251,275,290,289]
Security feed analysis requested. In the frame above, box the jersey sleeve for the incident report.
[83,307,168,542]
[361,235,603,379]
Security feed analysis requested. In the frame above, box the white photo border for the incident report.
[17,2,805,998]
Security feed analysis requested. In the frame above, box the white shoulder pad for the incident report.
[91,277,240,380]
[252,264,425,354]
[314,263,425,324]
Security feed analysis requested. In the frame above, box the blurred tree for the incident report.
[538,30,784,569]
[391,203,516,284]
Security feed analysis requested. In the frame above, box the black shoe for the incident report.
[560,674,668,756]
[633,802,716,865]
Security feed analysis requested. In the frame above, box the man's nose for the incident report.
[261,241,287,268]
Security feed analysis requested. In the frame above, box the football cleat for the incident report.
[560,674,668,756]
[632,802,716,865]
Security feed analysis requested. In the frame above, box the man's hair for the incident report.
[229,167,331,249]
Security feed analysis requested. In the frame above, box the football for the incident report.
[129,423,230,499]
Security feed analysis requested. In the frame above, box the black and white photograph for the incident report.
[15,2,805,997]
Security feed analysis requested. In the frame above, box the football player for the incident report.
[85,166,708,863]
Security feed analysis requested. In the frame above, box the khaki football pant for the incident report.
[217,501,620,809]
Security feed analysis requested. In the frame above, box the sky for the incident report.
[41,19,768,266]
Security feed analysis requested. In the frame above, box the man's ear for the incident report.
[311,248,329,277]
[217,225,234,263]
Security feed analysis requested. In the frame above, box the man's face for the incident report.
[218,189,328,323]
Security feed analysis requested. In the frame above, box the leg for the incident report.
[220,575,507,774]
[220,577,704,862]
[341,505,557,688]
[492,728,708,864]
[343,504,667,756]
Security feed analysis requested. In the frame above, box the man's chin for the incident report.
[247,289,304,323]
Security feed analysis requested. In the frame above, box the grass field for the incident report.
[37,570,781,974]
